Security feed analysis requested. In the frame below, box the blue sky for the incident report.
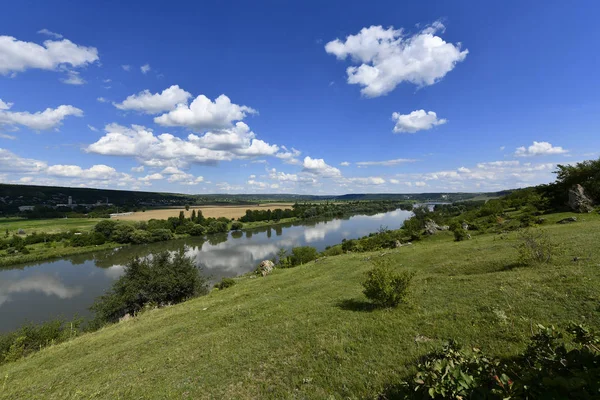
[0,1,598,194]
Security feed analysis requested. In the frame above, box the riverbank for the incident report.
[1,211,598,398]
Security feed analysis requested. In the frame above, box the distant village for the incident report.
[17,196,114,212]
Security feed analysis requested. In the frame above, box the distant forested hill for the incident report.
[0,183,510,214]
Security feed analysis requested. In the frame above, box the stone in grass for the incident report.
[257,260,275,277]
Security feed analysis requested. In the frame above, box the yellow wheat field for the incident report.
[111,203,294,221]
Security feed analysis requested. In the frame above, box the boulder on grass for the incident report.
[257,260,275,277]
[557,217,577,224]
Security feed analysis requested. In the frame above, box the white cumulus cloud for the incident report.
[140,64,151,74]
[155,94,257,131]
[114,85,192,114]
[325,21,468,97]
[0,103,83,131]
[302,156,341,178]
[0,35,98,75]
[515,141,568,157]
[356,158,416,167]
[392,110,446,133]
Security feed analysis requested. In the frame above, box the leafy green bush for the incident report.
[449,221,468,242]
[230,221,243,231]
[149,228,173,242]
[290,246,318,266]
[110,224,136,244]
[362,258,414,308]
[516,228,555,265]
[0,318,83,365]
[91,251,207,324]
[94,219,119,238]
[214,277,236,290]
[394,324,600,399]
[130,229,152,244]
[189,224,207,236]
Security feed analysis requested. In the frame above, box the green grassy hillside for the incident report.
[1,212,598,399]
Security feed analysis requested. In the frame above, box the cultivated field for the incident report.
[111,203,294,221]
[0,217,102,235]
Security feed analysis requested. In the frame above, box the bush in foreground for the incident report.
[91,251,207,324]
[388,324,600,399]
[362,258,414,308]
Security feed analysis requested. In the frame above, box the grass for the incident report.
[0,212,599,399]
[0,218,102,236]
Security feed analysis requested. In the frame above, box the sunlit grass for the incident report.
[0,212,598,399]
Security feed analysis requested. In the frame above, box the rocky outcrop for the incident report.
[424,220,441,235]
[119,313,132,322]
[461,222,469,231]
[568,184,594,213]
[394,240,402,248]
[257,260,275,276]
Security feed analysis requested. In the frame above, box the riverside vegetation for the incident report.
[0,200,411,267]
[0,159,599,398]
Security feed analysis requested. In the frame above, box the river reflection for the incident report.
[0,209,412,332]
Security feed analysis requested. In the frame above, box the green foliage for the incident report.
[130,229,152,244]
[230,221,243,231]
[0,318,83,365]
[397,324,600,399]
[449,221,468,242]
[149,228,173,242]
[362,258,414,308]
[555,158,600,202]
[188,224,207,236]
[91,251,208,324]
[110,224,136,244]
[516,227,555,265]
[94,220,118,238]
[402,217,422,241]
[214,277,236,290]
[290,246,318,266]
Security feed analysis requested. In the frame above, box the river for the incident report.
[0,209,412,332]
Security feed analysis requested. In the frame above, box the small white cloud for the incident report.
[0,102,83,131]
[140,64,151,74]
[356,158,416,167]
[340,161,350,166]
[515,141,568,157]
[0,99,13,110]
[122,65,131,71]
[114,85,191,114]
[302,156,341,177]
[87,124,98,132]
[499,146,506,151]
[139,173,163,181]
[97,97,108,103]
[131,165,144,173]
[61,70,86,85]
[37,29,63,39]
[348,176,386,185]
[415,181,427,187]
[392,110,447,133]
[0,133,16,140]
[0,35,98,75]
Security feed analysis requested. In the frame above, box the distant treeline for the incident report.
[0,182,509,216]
[239,201,413,223]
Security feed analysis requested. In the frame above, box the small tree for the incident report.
[185,204,190,211]
[178,211,185,223]
[91,251,207,324]
[362,258,414,308]
[191,209,196,221]
[450,221,468,242]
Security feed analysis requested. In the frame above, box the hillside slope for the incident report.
[1,212,599,399]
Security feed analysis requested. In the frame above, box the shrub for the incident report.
[149,228,173,242]
[362,258,414,308]
[395,324,600,399]
[130,229,152,244]
[231,221,243,231]
[516,228,555,265]
[94,220,118,239]
[189,224,207,236]
[91,251,207,324]
[449,221,468,242]
[0,318,83,365]
[110,224,136,244]
[214,277,236,290]
[290,246,318,266]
